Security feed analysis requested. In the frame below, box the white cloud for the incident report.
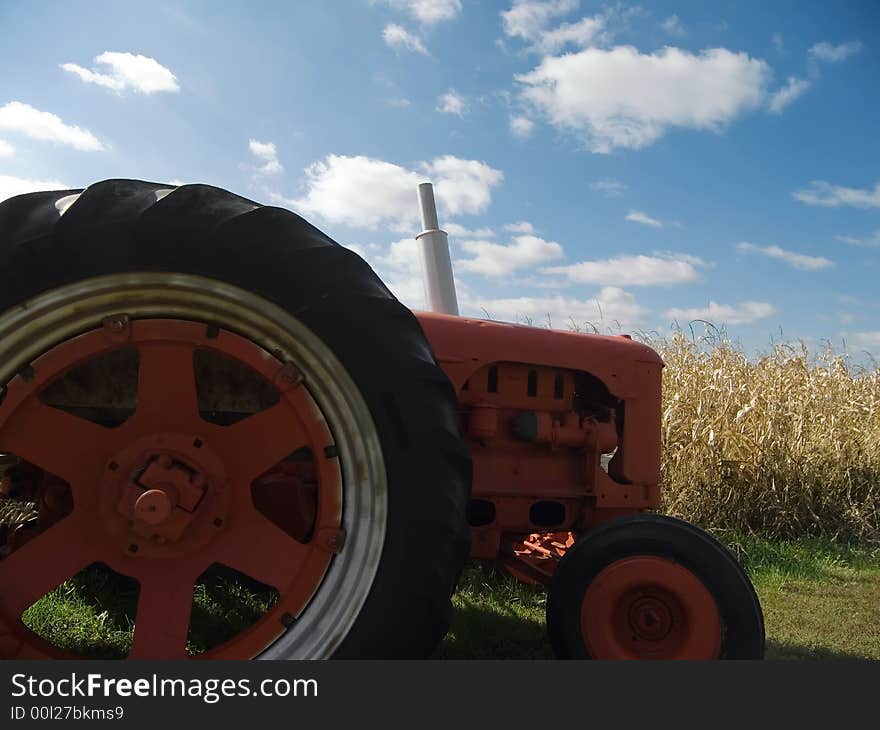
[661,15,686,36]
[544,253,705,286]
[0,101,104,151]
[0,174,70,203]
[517,45,771,152]
[504,221,535,234]
[501,0,578,42]
[383,24,428,54]
[793,180,880,209]
[469,286,646,330]
[248,139,283,175]
[0,139,13,158]
[280,153,502,229]
[437,90,466,116]
[510,114,535,137]
[378,0,462,25]
[501,2,616,54]
[457,234,564,276]
[836,229,880,248]
[60,52,179,94]
[426,155,504,217]
[808,41,863,63]
[535,16,608,53]
[736,242,833,271]
[590,179,626,196]
[768,77,811,113]
[626,210,663,228]
[664,300,775,325]
[445,222,496,238]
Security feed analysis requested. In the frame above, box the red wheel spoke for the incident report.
[213,503,312,592]
[220,402,310,482]
[0,514,99,621]
[129,565,197,659]
[0,399,120,492]
[134,341,199,429]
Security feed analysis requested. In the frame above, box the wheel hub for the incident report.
[100,431,231,557]
[116,449,212,543]
[628,596,673,641]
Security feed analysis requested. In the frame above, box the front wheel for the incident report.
[546,514,764,659]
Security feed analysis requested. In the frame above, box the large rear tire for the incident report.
[0,180,471,659]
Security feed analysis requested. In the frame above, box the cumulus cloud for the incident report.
[590,179,626,196]
[0,139,13,158]
[0,174,70,203]
[61,51,180,94]
[501,0,610,55]
[516,45,771,152]
[544,253,706,287]
[663,300,775,325]
[768,77,811,113]
[736,242,832,270]
[836,229,880,248]
[457,234,564,276]
[383,24,428,54]
[504,221,535,234]
[501,0,578,41]
[808,41,863,63]
[533,16,609,54]
[437,90,466,116]
[469,286,646,330]
[248,139,283,175]
[377,0,462,25]
[626,210,663,228]
[0,101,104,151]
[279,153,502,229]
[793,180,880,208]
[445,222,496,238]
[510,115,535,137]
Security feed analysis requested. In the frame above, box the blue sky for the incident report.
[1,0,879,359]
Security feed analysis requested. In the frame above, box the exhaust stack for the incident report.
[416,182,459,315]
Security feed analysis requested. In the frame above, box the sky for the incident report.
[1,0,879,361]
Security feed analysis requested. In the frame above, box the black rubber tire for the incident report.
[0,179,472,659]
[547,514,765,659]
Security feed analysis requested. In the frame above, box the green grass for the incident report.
[436,535,880,660]
[21,565,277,658]
[17,534,880,659]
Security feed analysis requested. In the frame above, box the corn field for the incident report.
[653,330,879,540]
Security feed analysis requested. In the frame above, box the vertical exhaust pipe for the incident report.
[416,182,459,315]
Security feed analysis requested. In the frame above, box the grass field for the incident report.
[16,532,879,660]
[437,534,880,659]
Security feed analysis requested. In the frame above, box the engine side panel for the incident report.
[415,311,663,566]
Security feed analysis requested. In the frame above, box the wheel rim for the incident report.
[580,556,722,659]
[0,273,388,659]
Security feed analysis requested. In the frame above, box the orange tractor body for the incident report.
[417,312,662,583]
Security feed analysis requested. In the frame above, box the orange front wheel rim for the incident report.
[580,556,722,659]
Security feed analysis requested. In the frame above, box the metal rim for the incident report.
[0,273,388,659]
[579,556,722,659]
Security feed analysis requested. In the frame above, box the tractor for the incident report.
[0,179,764,659]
